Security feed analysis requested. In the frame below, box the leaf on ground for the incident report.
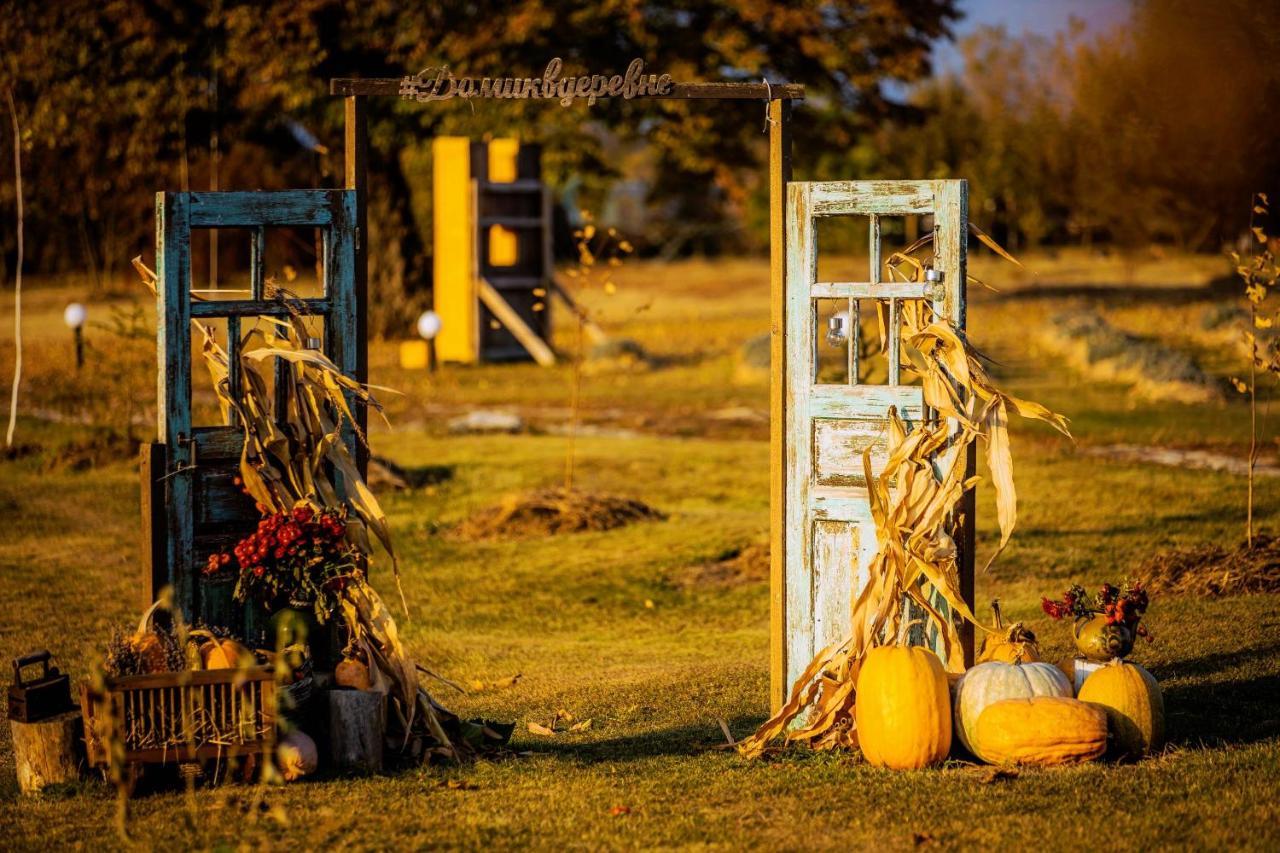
[553,709,575,724]
[609,805,631,816]
[443,779,478,790]
[569,719,593,733]
[527,722,556,737]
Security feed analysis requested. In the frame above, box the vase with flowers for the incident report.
[205,504,359,668]
[1042,581,1151,661]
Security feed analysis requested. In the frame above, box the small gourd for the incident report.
[953,659,1073,760]
[977,599,1041,664]
[335,657,372,691]
[855,645,952,770]
[276,729,318,781]
[1078,658,1165,758]
[200,638,253,670]
[973,696,1107,766]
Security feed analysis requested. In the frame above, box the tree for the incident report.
[0,0,960,332]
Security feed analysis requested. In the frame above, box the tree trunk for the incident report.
[327,689,385,773]
[11,711,84,793]
[366,154,429,338]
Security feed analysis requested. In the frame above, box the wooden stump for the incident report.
[11,711,83,793]
[327,690,384,773]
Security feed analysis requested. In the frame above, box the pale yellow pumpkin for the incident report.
[200,638,252,670]
[973,696,1107,766]
[855,645,951,770]
[953,659,1073,760]
[1078,659,1165,757]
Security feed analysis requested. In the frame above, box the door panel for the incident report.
[782,180,971,693]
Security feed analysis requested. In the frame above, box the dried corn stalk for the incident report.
[196,309,406,614]
[738,236,1070,758]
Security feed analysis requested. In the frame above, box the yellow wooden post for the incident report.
[433,137,477,363]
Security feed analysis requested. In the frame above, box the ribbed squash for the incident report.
[973,697,1107,766]
[977,600,1040,664]
[855,645,951,770]
[1078,659,1164,757]
[953,660,1073,760]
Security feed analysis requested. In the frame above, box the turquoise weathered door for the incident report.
[781,180,971,693]
[147,190,360,634]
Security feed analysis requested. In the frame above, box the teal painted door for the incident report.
[153,190,359,636]
[781,180,971,691]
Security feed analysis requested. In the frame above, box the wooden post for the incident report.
[344,95,369,479]
[768,97,792,712]
[327,690,385,773]
[11,711,83,793]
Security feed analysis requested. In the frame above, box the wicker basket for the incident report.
[81,667,276,767]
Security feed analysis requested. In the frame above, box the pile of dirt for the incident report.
[674,541,770,589]
[1138,535,1280,596]
[451,488,665,541]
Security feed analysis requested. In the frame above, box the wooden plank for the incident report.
[808,384,925,420]
[186,190,340,227]
[139,443,166,610]
[330,77,805,100]
[808,181,936,216]
[477,278,556,366]
[345,96,370,480]
[432,137,478,364]
[327,189,361,493]
[813,418,891,488]
[812,521,858,659]
[192,427,243,460]
[810,281,931,300]
[768,98,791,712]
[190,298,329,318]
[783,181,814,695]
[156,191,195,620]
[933,179,974,666]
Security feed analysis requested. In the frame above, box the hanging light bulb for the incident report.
[826,311,849,348]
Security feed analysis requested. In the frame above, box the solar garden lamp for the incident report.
[826,311,848,348]
[63,302,87,370]
[399,310,442,372]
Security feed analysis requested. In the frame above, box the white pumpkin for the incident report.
[953,660,1073,760]
[276,729,318,781]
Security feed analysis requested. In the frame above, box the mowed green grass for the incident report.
[1,251,1278,849]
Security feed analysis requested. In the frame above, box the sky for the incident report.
[932,0,1132,72]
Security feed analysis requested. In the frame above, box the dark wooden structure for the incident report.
[142,190,361,638]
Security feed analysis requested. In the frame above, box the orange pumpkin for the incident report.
[977,600,1041,664]
[855,645,952,770]
[200,638,253,670]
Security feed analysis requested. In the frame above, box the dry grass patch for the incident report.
[450,488,665,541]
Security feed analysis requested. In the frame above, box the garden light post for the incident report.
[63,302,86,370]
[417,310,442,372]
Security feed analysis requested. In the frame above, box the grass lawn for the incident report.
[1,251,1278,849]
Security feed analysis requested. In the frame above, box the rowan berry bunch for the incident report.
[1042,581,1151,637]
[204,505,359,621]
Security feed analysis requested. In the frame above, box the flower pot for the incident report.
[269,605,344,672]
[1072,615,1134,662]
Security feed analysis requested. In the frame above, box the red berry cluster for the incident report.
[1042,580,1151,633]
[204,505,359,616]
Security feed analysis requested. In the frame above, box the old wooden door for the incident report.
[146,190,360,636]
[780,180,972,695]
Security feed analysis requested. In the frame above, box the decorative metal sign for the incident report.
[399,58,675,107]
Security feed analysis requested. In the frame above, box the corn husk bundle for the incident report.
[738,234,1070,758]
[196,312,402,607]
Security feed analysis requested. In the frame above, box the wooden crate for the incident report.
[81,668,276,767]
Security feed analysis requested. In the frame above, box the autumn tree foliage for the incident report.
[863,0,1280,251]
[0,0,957,331]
